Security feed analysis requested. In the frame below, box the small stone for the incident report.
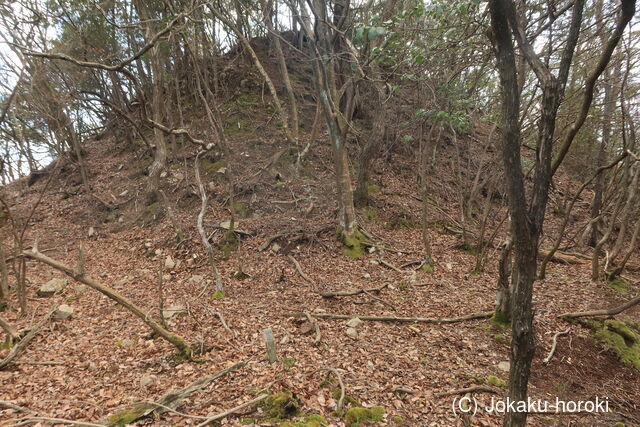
[346,317,364,328]
[346,328,359,339]
[162,274,171,282]
[173,172,184,181]
[155,249,163,256]
[162,305,186,319]
[53,304,74,321]
[272,243,281,253]
[367,360,375,369]
[216,167,227,174]
[37,278,67,297]
[368,247,376,253]
[100,271,108,278]
[363,273,371,279]
[498,361,510,372]
[165,256,176,269]
[446,263,453,271]
[120,338,135,348]
[118,216,124,223]
[144,241,153,249]
[189,275,204,284]
[280,336,290,345]
[88,227,95,238]
[160,171,168,178]
[139,375,155,388]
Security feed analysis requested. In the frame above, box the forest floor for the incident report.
[1,104,640,427]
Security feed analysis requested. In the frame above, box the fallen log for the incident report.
[285,311,493,324]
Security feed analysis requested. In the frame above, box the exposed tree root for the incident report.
[303,312,321,343]
[559,294,640,320]
[288,255,312,283]
[543,328,571,363]
[286,311,493,324]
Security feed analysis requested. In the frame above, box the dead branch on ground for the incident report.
[21,247,194,358]
[286,311,493,324]
[319,283,387,298]
[0,305,56,370]
[192,394,269,427]
[288,255,312,282]
[103,361,248,425]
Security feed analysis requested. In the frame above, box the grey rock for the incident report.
[139,375,155,388]
[346,327,360,339]
[162,305,186,319]
[498,361,510,372]
[164,256,176,269]
[189,275,204,284]
[53,304,74,321]
[346,317,363,329]
[37,278,67,297]
[363,273,371,279]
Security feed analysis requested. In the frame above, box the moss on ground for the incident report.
[487,375,507,387]
[339,229,371,259]
[106,403,152,426]
[344,406,385,427]
[201,159,227,176]
[592,319,640,371]
[490,310,511,328]
[608,277,632,294]
[259,391,301,422]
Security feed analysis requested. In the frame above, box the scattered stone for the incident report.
[88,227,95,238]
[165,256,176,269]
[363,273,371,279]
[155,249,163,256]
[173,172,184,181]
[217,167,227,174]
[346,328,360,339]
[37,278,67,297]
[74,284,87,293]
[139,375,155,388]
[53,304,74,321]
[498,361,510,372]
[280,336,290,345]
[367,360,375,369]
[445,263,453,271]
[144,241,153,249]
[162,305,186,319]
[271,243,281,253]
[346,317,364,329]
[115,338,136,349]
[368,247,376,254]
[118,216,124,223]
[162,274,171,282]
[189,275,204,284]
[99,271,108,278]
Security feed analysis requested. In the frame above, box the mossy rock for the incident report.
[592,319,640,371]
[201,159,227,176]
[259,391,301,421]
[339,229,371,259]
[419,260,434,273]
[344,406,385,427]
[608,278,632,294]
[487,375,507,387]
[211,290,226,299]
